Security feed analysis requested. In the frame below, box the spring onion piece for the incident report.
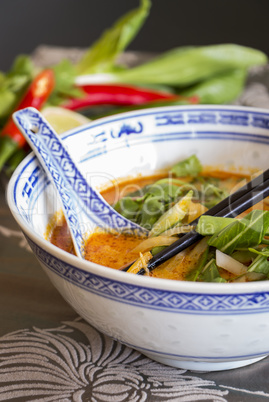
[149,190,193,237]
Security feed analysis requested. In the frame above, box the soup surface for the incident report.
[49,155,269,282]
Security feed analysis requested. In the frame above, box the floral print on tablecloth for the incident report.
[0,318,230,401]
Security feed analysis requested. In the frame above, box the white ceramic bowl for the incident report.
[7,105,269,372]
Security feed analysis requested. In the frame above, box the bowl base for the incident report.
[142,352,267,372]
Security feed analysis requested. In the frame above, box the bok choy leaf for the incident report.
[238,210,269,247]
[208,210,269,254]
[115,44,267,87]
[247,254,269,275]
[208,220,246,254]
[196,216,235,235]
[181,69,247,104]
[199,259,227,283]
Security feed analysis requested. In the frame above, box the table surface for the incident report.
[2,48,269,401]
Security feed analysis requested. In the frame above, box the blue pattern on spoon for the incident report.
[13,107,148,258]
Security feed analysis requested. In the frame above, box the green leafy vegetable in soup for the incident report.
[113,155,269,283]
[114,155,231,231]
[49,154,269,282]
[48,155,269,283]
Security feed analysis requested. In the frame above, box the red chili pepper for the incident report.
[85,94,199,118]
[62,84,181,111]
[0,69,55,171]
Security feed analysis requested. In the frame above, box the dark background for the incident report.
[0,0,268,71]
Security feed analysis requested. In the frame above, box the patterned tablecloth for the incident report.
[1,47,269,401]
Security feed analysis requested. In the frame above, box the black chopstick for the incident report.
[122,168,269,275]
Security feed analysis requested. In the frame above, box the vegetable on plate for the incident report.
[0,0,268,175]
[61,83,182,111]
[0,69,55,172]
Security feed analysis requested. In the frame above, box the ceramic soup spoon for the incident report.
[13,107,148,259]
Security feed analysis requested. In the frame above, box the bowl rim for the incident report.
[55,103,269,143]
[7,103,269,295]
